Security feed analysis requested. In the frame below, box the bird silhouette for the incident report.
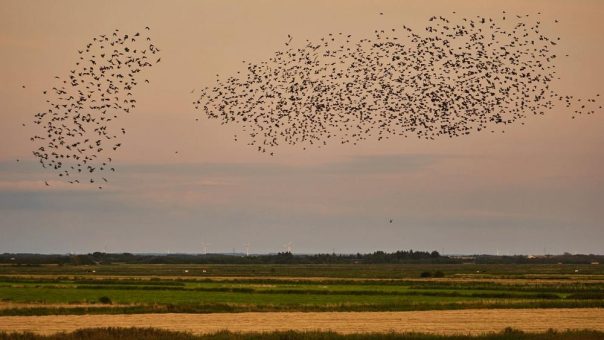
[192,12,600,155]
[30,27,161,188]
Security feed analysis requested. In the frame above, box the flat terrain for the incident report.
[1,275,603,315]
[0,308,602,335]
[0,264,602,335]
[0,264,603,316]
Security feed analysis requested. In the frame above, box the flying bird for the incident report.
[29,28,161,189]
[191,13,600,155]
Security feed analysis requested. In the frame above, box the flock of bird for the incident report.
[193,12,601,154]
[27,12,602,187]
[29,28,161,188]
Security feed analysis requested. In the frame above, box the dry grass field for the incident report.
[0,308,603,335]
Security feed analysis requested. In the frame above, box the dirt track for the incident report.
[0,308,603,335]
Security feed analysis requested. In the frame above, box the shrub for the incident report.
[420,271,432,278]
[98,296,112,304]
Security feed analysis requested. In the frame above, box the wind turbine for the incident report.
[283,241,293,253]
[244,242,251,256]
[201,242,211,255]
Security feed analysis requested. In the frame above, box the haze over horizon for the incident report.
[1,0,603,255]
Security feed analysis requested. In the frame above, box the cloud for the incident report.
[1,152,454,178]
[0,179,97,192]
[0,153,455,213]
[107,154,451,209]
[315,153,451,175]
[113,161,284,177]
[0,189,118,212]
[109,152,451,178]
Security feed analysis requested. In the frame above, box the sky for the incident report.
[0,0,603,255]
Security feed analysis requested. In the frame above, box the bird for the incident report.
[191,13,600,157]
[29,27,161,189]
[389,219,393,223]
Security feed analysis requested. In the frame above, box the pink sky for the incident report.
[0,0,602,254]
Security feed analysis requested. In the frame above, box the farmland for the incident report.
[0,263,603,316]
[1,309,604,337]
[0,263,602,338]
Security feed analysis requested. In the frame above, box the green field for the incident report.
[0,263,602,315]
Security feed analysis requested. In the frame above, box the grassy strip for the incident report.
[79,277,604,291]
[1,300,604,316]
[1,328,604,340]
[3,279,604,297]
[404,282,604,292]
[4,280,587,300]
[68,284,562,300]
[68,285,560,299]
[566,292,604,299]
[2,263,604,278]
[2,276,604,291]
[0,277,185,286]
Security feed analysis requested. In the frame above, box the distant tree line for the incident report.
[0,250,602,266]
[0,250,447,265]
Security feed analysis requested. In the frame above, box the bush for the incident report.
[420,271,432,278]
[98,296,112,304]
